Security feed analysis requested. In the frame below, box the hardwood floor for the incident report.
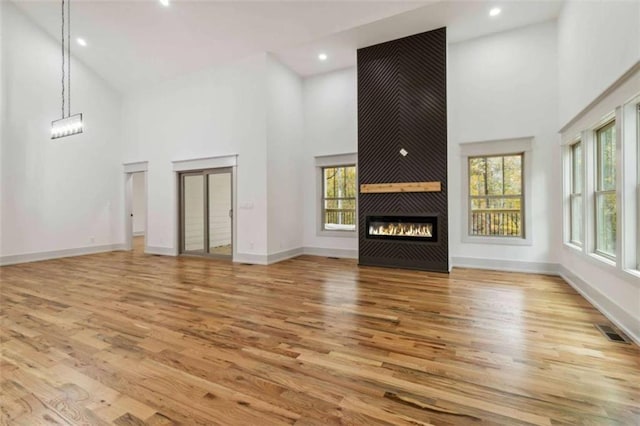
[1,244,639,425]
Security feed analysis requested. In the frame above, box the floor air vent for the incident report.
[595,324,631,344]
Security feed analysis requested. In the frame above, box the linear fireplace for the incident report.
[366,215,437,242]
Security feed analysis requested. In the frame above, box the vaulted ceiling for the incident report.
[11,0,564,92]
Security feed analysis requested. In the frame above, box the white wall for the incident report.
[558,1,640,341]
[266,55,304,256]
[0,0,5,244]
[132,171,146,235]
[122,54,307,261]
[302,68,358,253]
[0,2,123,261]
[558,0,640,127]
[121,54,268,258]
[448,21,560,269]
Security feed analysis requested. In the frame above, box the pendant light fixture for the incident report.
[51,0,83,139]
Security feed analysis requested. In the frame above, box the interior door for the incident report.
[181,172,206,253]
[207,170,232,257]
[180,168,232,258]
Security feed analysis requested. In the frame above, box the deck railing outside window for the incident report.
[322,165,356,231]
[469,154,524,238]
[324,207,356,227]
[470,208,521,237]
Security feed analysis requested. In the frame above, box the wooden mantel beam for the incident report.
[360,181,441,194]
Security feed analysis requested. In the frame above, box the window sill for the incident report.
[564,242,583,253]
[317,230,357,239]
[590,252,616,267]
[461,235,532,246]
[563,246,640,287]
[624,269,640,280]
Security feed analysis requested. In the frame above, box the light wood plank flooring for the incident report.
[1,243,639,425]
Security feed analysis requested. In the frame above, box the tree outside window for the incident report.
[570,141,583,245]
[595,121,616,258]
[468,154,523,237]
[322,166,356,231]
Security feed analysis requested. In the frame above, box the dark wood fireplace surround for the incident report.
[357,27,448,272]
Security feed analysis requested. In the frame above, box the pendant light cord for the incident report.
[61,0,65,118]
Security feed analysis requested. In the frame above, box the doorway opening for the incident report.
[179,168,233,259]
[124,167,148,253]
[131,172,146,252]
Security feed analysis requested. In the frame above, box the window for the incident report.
[595,120,616,258]
[569,141,583,245]
[637,105,640,269]
[468,153,523,237]
[322,165,356,231]
[560,70,638,279]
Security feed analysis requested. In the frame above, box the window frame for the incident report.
[637,104,640,270]
[314,153,358,238]
[620,96,640,274]
[559,69,640,286]
[467,153,525,239]
[321,165,357,233]
[569,140,584,246]
[594,119,617,260]
[459,137,533,246]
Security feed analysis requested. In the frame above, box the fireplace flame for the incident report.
[369,223,432,237]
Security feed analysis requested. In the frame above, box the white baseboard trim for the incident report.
[559,265,640,345]
[234,246,358,265]
[233,253,268,265]
[145,246,177,256]
[235,247,358,265]
[451,256,559,275]
[303,246,358,259]
[133,231,145,237]
[267,247,304,264]
[0,244,125,266]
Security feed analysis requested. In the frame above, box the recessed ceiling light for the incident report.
[489,7,501,17]
[318,53,328,61]
[159,0,169,7]
[76,37,87,47]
